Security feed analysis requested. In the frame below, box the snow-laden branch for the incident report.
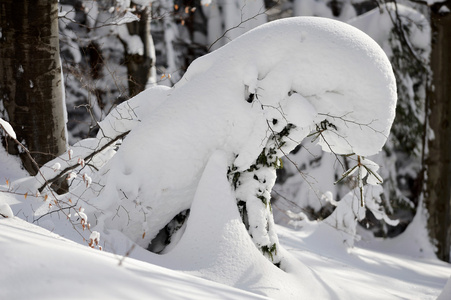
[37,130,130,193]
[0,118,17,139]
[64,17,397,262]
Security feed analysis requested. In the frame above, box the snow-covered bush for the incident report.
[275,3,430,238]
[51,17,396,261]
[11,17,396,266]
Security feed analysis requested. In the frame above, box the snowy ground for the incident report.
[0,217,268,300]
[1,146,450,299]
[1,207,450,299]
[1,16,450,300]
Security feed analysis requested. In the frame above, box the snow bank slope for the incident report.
[0,217,268,300]
[156,150,328,299]
[91,17,396,247]
[438,276,451,300]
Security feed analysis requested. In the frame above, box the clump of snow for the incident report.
[88,230,100,248]
[67,148,73,159]
[66,171,77,181]
[117,24,144,55]
[77,207,88,227]
[85,17,396,250]
[78,158,85,167]
[0,117,17,139]
[0,203,14,218]
[439,5,450,14]
[82,173,92,188]
[348,3,430,59]
[287,185,397,251]
[51,162,61,172]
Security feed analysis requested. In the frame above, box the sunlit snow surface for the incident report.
[1,17,449,299]
[0,138,450,298]
[84,16,397,248]
[1,204,450,299]
[0,218,268,300]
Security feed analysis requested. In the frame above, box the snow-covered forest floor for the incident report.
[1,5,451,299]
[1,143,450,299]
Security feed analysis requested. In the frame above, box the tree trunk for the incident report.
[125,3,156,97]
[425,1,451,262]
[0,0,67,175]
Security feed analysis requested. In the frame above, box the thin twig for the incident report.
[38,130,130,193]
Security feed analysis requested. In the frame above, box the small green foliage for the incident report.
[261,243,277,262]
[227,164,241,189]
[277,123,294,138]
[308,119,338,142]
[227,123,295,266]
[257,195,267,206]
[231,172,240,189]
[256,151,268,166]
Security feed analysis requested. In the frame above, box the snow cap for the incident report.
[179,16,397,156]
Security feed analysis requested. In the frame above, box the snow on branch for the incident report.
[0,118,16,139]
[37,130,130,193]
[64,17,397,262]
[24,17,396,265]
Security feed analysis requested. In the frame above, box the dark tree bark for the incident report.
[0,0,67,175]
[123,3,156,97]
[425,1,451,262]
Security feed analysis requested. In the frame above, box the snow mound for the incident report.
[0,203,14,218]
[0,217,268,300]
[157,150,328,299]
[78,17,396,250]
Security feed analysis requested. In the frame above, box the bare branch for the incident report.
[207,3,271,51]
[38,130,130,193]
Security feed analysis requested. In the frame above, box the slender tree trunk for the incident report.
[425,1,451,262]
[125,3,156,97]
[0,0,67,175]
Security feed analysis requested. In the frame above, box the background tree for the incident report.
[59,0,159,141]
[121,2,157,96]
[425,0,451,262]
[0,0,67,175]
[47,0,451,261]
[270,1,430,242]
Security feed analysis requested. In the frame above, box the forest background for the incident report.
[0,0,450,294]
[46,0,450,261]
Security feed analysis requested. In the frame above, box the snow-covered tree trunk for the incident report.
[425,1,451,262]
[0,0,67,175]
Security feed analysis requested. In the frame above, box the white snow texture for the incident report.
[87,17,396,249]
